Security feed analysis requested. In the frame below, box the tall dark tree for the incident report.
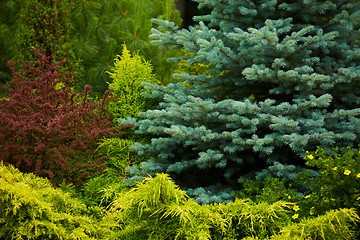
[16,0,82,82]
[0,0,22,86]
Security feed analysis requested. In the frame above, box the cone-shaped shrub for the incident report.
[16,0,82,84]
[107,44,158,123]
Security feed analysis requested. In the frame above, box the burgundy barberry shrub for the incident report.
[0,49,128,185]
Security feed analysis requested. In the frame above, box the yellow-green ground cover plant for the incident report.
[2,163,358,240]
[0,162,113,240]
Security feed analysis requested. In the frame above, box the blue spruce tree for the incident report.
[120,0,360,203]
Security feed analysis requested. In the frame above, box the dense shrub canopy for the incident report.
[107,172,360,239]
[107,44,158,123]
[0,49,128,185]
[0,162,112,240]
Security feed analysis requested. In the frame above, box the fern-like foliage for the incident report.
[74,137,149,207]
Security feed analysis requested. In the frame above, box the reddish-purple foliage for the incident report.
[0,49,129,185]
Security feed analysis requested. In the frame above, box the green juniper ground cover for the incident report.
[1,0,360,239]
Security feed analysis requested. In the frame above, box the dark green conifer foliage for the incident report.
[121,0,360,202]
[0,0,181,95]
[16,0,82,82]
[0,0,21,86]
[70,0,181,96]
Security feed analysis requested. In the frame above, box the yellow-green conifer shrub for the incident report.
[107,173,360,240]
[270,209,360,240]
[86,45,157,206]
[0,162,112,240]
[107,44,158,124]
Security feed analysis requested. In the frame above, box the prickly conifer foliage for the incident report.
[0,49,126,185]
[122,0,360,203]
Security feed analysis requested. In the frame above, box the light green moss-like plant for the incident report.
[107,44,158,123]
[107,173,360,239]
[0,162,112,240]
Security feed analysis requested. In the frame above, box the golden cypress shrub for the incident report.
[107,173,360,239]
[0,162,112,240]
[107,44,158,124]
